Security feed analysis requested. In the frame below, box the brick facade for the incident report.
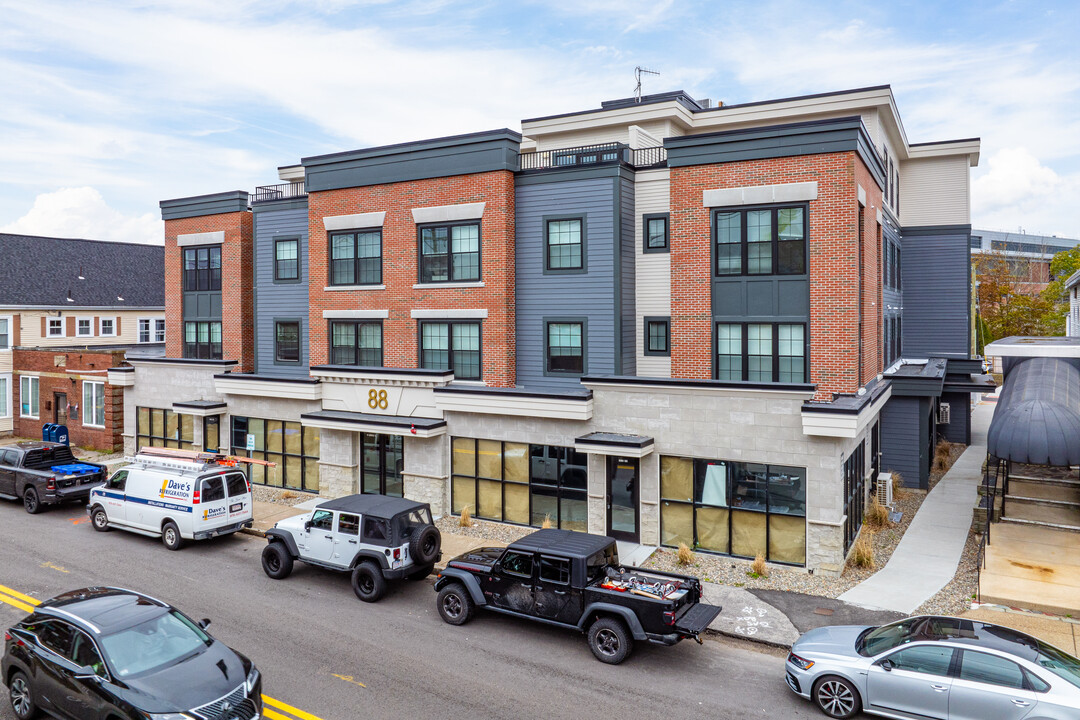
[669,152,884,400]
[163,211,254,372]
[307,171,517,387]
[12,348,126,451]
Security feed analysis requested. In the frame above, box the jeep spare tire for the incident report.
[410,524,441,565]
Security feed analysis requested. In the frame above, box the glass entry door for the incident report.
[607,456,639,542]
[362,433,403,497]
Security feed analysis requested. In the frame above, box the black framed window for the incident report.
[330,321,383,367]
[420,321,480,380]
[545,218,584,271]
[643,213,669,253]
[659,456,806,565]
[330,229,381,285]
[136,407,194,451]
[183,246,221,291]
[715,322,807,383]
[451,437,588,531]
[231,416,320,492]
[183,321,222,359]
[274,239,299,281]
[419,222,480,283]
[644,317,670,356]
[843,441,866,554]
[274,321,300,363]
[546,321,584,375]
[714,206,806,276]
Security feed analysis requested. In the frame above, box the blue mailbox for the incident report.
[42,423,56,442]
[53,425,69,445]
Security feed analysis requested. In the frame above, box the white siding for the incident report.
[899,156,971,226]
[534,127,630,152]
[13,310,165,348]
[634,169,671,377]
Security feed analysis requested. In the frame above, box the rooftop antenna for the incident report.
[634,66,660,103]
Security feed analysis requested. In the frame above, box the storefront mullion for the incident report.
[136,407,194,451]
[230,415,319,492]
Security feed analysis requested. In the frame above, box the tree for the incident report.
[1038,246,1080,335]
[974,251,1058,342]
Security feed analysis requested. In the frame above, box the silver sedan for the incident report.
[785,615,1080,719]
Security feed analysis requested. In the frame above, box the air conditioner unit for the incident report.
[876,472,894,507]
[938,402,951,425]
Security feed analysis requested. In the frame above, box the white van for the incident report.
[86,453,254,550]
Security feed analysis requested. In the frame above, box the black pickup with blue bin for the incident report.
[0,441,106,513]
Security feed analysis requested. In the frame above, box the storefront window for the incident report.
[231,416,319,492]
[451,437,586,531]
[660,455,806,565]
[136,407,194,451]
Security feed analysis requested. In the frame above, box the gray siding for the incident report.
[515,175,618,391]
[881,395,924,489]
[619,173,636,375]
[901,225,971,358]
[253,204,310,377]
[940,391,970,445]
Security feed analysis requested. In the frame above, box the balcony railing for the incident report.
[518,142,667,172]
[252,181,307,203]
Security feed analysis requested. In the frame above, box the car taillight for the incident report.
[246,478,251,493]
[4,631,10,641]
[393,548,401,561]
[663,610,676,626]
[46,478,56,490]
[193,490,200,505]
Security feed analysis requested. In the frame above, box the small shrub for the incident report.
[541,513,553,529]
[281,490,299,500]
[891,472,906,500]
[864,496,890,529]
[933,441,953,472]
[676,542,693,566]
[851,532,875,569]
[750,553,768,578]
[458,505,473,527]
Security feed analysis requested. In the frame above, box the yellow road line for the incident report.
[0,594,34,613]
[262,708,292,720]
[262,694,326,720]
[0,583,40,606]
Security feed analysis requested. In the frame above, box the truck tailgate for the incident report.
[675,602,722,635]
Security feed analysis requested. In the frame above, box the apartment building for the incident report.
[114,85,985,574]
[1,234,165,450]
[1067,270,1080,337]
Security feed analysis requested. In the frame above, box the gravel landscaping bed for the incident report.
[252,486,318,506]
[914,529,980,616]
[435,516,535,545]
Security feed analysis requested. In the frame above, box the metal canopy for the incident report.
[987,357,1080,466]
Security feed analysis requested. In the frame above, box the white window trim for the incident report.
[47,318,65,338]
[0,315,12,350]
[83,380,106,428]
[20,375,39,419]
[137,317,152,343]
[99,317,117,337]
[76,317,94,338]
[154,318,166,343]
[0,374,10,419]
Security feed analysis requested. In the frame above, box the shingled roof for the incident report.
[0,233,164,308]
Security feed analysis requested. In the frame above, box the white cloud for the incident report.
[0,188,163,245]
[973,148,1060,210]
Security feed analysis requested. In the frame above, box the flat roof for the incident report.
[985,336,1080,359]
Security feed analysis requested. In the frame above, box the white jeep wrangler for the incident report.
[261,494,442,602]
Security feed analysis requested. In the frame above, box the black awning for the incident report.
[987,357,1080,466]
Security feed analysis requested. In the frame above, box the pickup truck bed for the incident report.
[0,442,107,513]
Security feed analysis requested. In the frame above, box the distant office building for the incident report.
[971,229,1080,295]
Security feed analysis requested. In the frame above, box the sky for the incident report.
[0,0,1077,245]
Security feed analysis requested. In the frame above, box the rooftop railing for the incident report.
[252,181,307,203]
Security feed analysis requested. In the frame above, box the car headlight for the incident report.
[246,665,260,692]
[787,652,815,670]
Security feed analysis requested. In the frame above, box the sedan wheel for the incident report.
[9,672,37,719]
[813,676,861,719]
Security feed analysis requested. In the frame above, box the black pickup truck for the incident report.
[435,528,722,664]
[0,442,107,514]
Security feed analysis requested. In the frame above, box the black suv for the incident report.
[2,587,262,720]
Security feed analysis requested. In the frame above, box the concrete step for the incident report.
[1008,480,1080,503]
[1009,473,1080,488]
[1002,500,1080,529]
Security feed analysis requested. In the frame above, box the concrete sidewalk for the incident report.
[838,400,994,614]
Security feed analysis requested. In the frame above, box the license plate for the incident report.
[230,502,243,512]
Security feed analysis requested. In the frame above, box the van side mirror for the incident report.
[198,618,211,629]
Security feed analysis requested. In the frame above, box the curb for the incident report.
[240,527,266,539]
[705,626,793,650]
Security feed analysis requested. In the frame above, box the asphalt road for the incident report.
[0,499,858,720]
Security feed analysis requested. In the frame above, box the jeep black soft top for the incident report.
[316,494,428,518]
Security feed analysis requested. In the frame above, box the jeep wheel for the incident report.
[588,617,633,664]
[161,521,184,551]
[351,561,386,602]
[410,524,441,565]
[8,671,38,720]
[22,487,41,515]
[437,583,474,626]
[91,507,109,532]
[261,542,294,579]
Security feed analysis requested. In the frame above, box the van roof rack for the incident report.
[134,446,277,469]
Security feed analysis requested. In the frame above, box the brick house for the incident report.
[1,234,165,450]
[117,85,988,574]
